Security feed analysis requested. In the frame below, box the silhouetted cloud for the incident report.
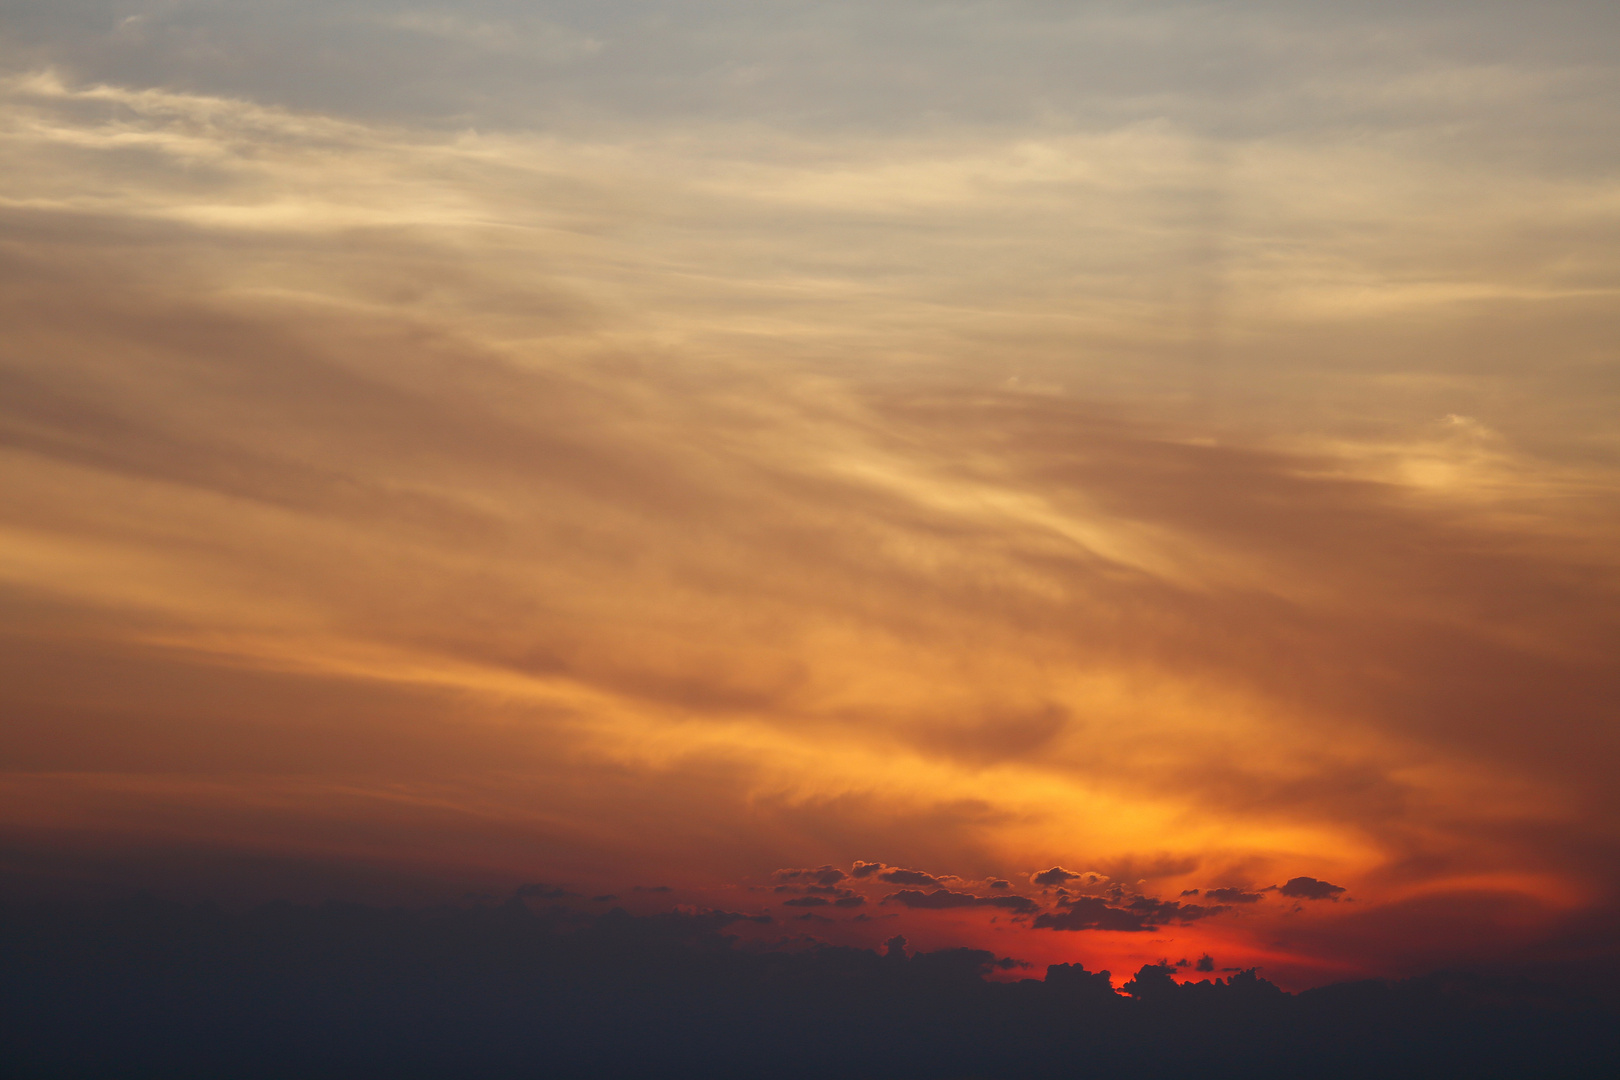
[878,868,943,887]
[1031,867,1111,891]
[1126,897,1227,923]
[884,888,1039,914]
[1205,888,1264,903]
[3,893,1616,1078]
[775,866,848,887]
[1278,877,1347,901]
[1032,890,1229,932]
[1032,896,1151,932]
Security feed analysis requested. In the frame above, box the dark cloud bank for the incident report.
[3,894,1615,1079]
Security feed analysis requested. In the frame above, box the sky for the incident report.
[1,0,1618,990]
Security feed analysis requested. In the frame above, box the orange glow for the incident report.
[2,8,1618,992]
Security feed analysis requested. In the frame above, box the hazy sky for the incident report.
[2,0,1618,987]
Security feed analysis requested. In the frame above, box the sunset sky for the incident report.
[2,0,1618,990]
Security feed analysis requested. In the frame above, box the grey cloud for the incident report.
[878,868,942,888]
[884,889,1039,915]
[1033,893,1227,932]
[1205,888,1264,903]
[1032,867,1082,887]
[1277,877,1347,901]
[5,0,1617,149]
[773,866,847,886]
[1032,897,1150,933]
[1126,897,1226,923]
[1032,867,1109,889]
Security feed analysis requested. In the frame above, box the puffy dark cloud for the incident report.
[1032,892,1227,932]
[1205,888,1264,903]
[1278,877,1347,901]
[884,889,1039,915]
[1031,866,1107,888]
[782,895,830,907]
[774,866,847,887]
[1126,897,1226,923]
[878,868,942,887]
[1032,867,1079,887]
[1032,897,1150,933]
[850,862,886,879]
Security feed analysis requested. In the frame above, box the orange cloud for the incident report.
[1,58,1617,990]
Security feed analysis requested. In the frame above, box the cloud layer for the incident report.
[1,1,1618,987]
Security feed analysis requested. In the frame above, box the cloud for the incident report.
[774,866,848,887]
[2,19,1620,993]
[11,893,1614,1078]
[1032,892,1228,932]
[1032,897,1151,933]
[1126,897,1227,923]
[878,868,943,887]
[1205,888,1264,903]
[1031,867,1108,889]
[1277,878,1348,901]
[884,889,1039,915]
